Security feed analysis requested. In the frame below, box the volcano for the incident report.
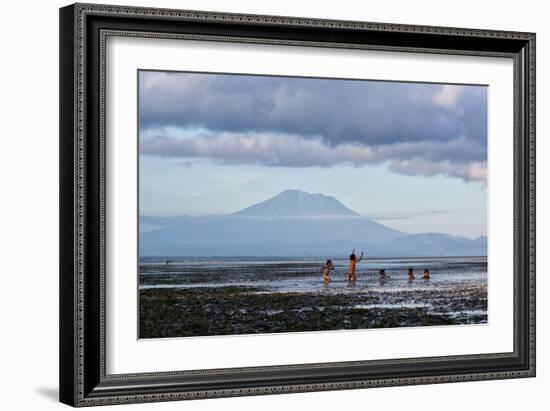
[139,190,486,257]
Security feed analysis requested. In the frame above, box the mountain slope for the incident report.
[233,189,359,217]
[369,233,487,257]
[139,190,486,257]
[139,214,403,256]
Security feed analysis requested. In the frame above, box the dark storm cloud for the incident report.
[140,72,486,148]
[138,71,488,181]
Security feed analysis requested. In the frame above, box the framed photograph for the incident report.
[59,3,536,407]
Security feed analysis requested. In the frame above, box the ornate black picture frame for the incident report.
[59,3,535,407]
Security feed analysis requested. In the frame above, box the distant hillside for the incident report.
[139,215,403,256]
[139,190,486,257]
[369,233,488,257]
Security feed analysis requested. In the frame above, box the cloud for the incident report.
[139,71,487,150]
[365,210,452,221]
[138,71,488,182]
[141,131,374,167]
[140,130,487,182]
[389,158,487,182]
[432,85,464,108]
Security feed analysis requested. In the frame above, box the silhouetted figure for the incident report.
[321,259,335,285]
[378,269,387,285]
[348,249,363,282]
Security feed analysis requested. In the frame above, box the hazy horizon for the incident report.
[139,188,486,241]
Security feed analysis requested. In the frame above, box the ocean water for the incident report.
[139,256,487,294]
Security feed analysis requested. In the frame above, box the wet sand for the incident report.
[139,278,487,338]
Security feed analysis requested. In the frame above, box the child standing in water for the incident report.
[348,249,363,282]
[321,259,334,285]
[423,269,430,280]
[407,268,415,282]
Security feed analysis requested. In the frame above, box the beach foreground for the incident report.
[139,256,487,338]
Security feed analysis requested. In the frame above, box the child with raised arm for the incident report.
[348,249,363,282]
[321,259,334,285]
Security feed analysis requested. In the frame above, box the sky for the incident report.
[138,70,487,238]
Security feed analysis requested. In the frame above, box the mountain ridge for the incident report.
[233,189,360,217]
[139,190,486,257]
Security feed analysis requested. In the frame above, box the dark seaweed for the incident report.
[139,284,487,338]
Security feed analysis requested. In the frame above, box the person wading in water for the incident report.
[407,268,415,282]
[348,249,363,283]
[321,259,335,286]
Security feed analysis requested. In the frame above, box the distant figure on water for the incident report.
[407,268,415,282]
[423,269,430,280]
[321,259,335,285]
[348,249,363,282]
[378,269,387,285]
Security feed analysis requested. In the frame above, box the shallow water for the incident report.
[139,256,487,294]
[139,256,487,337]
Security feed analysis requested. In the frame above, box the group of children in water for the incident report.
[321,249,431,285]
